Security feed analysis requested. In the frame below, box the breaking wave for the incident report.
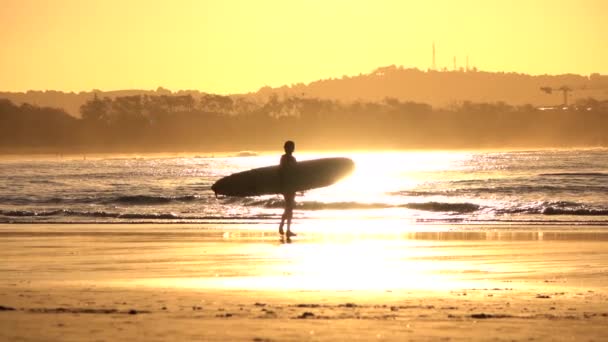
[244,199,482,214]
[392,184,608,197]
[0,209,275,221]
[241,199,608,216]
[539,172,608,177]
[112,195,201,205]
[401,202,480,213]
[497,201,608,216]
[0,195,204,206]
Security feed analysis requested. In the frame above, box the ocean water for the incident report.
[1,149,607,227]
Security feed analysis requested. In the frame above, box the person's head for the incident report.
[283,140,295,154]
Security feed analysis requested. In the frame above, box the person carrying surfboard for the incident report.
[279,140,297,237]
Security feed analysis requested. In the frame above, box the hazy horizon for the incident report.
[1,65,606,95]
[3,65,608,119]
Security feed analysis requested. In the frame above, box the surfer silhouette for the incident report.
[279,140,296,237]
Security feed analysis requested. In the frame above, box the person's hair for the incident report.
[284,140,295,153]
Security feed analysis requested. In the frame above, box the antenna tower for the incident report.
[432,42,436,70]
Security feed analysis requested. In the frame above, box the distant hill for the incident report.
[251,66,608,108]
[2,66,608,116]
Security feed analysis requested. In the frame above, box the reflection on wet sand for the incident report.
[2,224,607,292]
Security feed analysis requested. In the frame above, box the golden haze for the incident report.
[0,0,607,93]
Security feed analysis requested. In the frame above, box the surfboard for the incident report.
[211,157,355,197]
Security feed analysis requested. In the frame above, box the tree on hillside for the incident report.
[80,94,111,123]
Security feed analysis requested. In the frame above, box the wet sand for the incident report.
[1,223,607,341]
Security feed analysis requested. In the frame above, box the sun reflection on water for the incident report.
[308,151,475,202]
[130,225,512,292]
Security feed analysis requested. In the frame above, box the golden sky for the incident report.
[1,0,606,93]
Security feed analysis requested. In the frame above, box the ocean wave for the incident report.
[401,202,480,213]
[244,198,389,210]
[0,194,204,206]
[243,199,481,213]
[245,199,608,217]
[0,209,118,217]
[497,201,608,216]
[539,172,608,177]
[112,195,201,205]
[116,213,180,219]
[0,209,275,220]
[28,179,63,185]
[389,190,447,197]
[391,184,608,197]
[541,207,608,216]
[298,201,389,210]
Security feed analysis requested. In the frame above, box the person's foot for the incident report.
[279,229,284,235]
[286,231,297,237]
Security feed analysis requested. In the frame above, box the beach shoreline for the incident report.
[1,223,607,341]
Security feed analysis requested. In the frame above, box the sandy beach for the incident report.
[1,223,607,341]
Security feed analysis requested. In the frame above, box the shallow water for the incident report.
[2,224,607,291]
[1,149,607,227]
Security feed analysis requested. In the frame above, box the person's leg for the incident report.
[279,214,286,235]
[285,193,296,236]
[279,194,288,234]
[285,209,294,236]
